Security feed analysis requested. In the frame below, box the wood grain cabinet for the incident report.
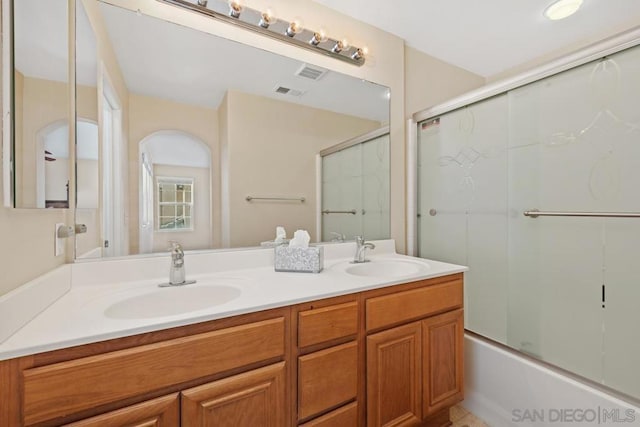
[367,322,422,427]
[63,393,180,427]
[422,309,464,418]
[365,276,464,427]
[0,273,464,427]
[181,362,286,427]
[295,297,360,426]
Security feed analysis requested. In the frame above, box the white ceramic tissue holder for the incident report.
[274,245,324,273]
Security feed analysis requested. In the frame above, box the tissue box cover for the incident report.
[274,246,323,273]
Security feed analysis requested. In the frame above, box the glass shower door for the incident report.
[321,133,390,241]
[417,42,640,399]
[418,95,509,343]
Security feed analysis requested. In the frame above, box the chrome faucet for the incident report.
[159,242,196,287]
[353,236,375,263]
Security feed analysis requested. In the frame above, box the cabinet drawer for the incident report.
[63,393,179,427]
[23,317,285,426]
[298,341,358,421]
[298,301,358,348]
[300,402,358,427]
[366,279,462,331]
[182,362,286,427]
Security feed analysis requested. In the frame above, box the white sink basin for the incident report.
[345,259,429,278]
[104,285,241,319]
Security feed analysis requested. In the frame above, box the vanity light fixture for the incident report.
[157,0,366,66]
[544,0,583,20]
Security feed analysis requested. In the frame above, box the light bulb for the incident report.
[309,29,328,46]
[341,38,351,50]
[285,19,303,37]
[259,9,275,28]
[228,0,242,18]
[331,40,344,53]
[351,48,364,61]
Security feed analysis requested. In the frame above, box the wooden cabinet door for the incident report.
[298,341,358,421]
[63,393,179,427]
[366,322,422,427]
[300,402,358,427]
[422,309,464,417]
[181,362,286,427]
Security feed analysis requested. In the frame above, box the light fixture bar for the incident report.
[156,0,366,66]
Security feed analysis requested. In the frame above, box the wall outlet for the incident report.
[55,223,65,257]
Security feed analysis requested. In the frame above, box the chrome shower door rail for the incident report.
[245,196,305,202]
[322,209,357,215]
[523,209,640,218]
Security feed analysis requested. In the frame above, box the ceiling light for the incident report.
[544,0,583,20]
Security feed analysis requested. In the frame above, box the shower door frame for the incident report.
[407,27,640,256]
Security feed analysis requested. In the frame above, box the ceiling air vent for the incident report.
[273,86,304,97]
[295,64,328,81]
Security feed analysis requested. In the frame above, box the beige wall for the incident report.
[18,76,69,207]
[223,90,380,248]
[0,8,69,296]
[152,164,211,252]
[404,46,486,117]
[128,93,219,253]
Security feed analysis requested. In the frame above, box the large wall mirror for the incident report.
[74,0,390,259]
[5,0,71,208]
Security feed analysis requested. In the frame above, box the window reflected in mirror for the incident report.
[157,179,194,231]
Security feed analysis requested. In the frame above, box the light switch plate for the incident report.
[55,223,65,257]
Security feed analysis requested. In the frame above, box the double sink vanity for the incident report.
[0,240,466,426]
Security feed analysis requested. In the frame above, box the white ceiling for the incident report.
[312,0,640,77]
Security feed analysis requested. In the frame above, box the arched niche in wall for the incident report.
[138,130,212,254]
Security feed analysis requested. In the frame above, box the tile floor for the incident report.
[451,404,489,427]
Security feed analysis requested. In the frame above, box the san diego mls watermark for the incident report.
[512,407,636,424]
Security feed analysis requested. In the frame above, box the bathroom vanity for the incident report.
[0,242,465,426]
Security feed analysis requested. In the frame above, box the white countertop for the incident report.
[0,240,466,360]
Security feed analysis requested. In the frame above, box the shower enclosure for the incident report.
[321,128,390,241]
[416,37,640,401]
